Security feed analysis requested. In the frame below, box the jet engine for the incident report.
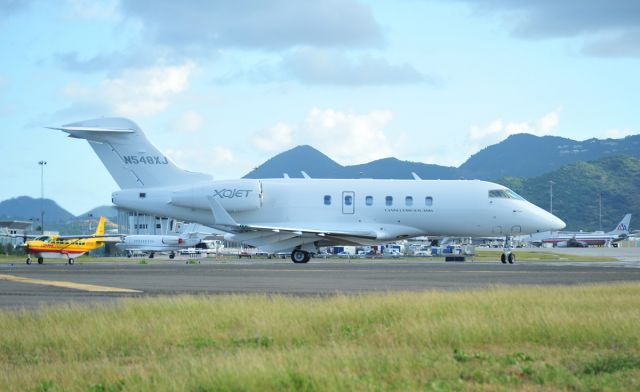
[170,180,262,212]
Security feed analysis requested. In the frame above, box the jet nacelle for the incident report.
[170,180,262,212]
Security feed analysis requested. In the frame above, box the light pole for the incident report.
[599,192,602,231]
[38,160,47,234]
[548,180,555,214]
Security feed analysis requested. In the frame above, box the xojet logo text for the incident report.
[212,189,253,198]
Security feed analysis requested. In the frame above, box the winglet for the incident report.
[206,196,239,227]
[411,172,422,180]
[301,171,311,179]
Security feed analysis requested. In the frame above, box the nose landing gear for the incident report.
[501,236,515,264]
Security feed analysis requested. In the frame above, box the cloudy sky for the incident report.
[1,0,638,215]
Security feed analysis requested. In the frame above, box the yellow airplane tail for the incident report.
[94,216,106,236]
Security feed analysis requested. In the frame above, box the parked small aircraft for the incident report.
[23,216,113,264]
[117,230,218,259]
[524,213,631,247]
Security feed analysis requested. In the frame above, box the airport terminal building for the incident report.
[0,220,32,246]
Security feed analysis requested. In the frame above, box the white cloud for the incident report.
[251,122,294,152]
[280,47,429,86]
[604,128,635,138]
[454,0,640,58]
[62,62,195,117]
[120,0,382,52]
[303,108,395,165]
[66,0,120,20]
[467,108,562,149]
[164,146,237,174]
[170,110,204,133]
[260,108,397,164]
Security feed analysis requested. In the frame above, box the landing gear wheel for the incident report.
[169,252,175,259]
[37,257,44,265]
[508,253,515,264]
[26,257,32,265]
[68,258,74,265]
[149,252,155,259]
[501,254,507,264]
[291,250,310,264]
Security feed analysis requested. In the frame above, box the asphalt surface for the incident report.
[2,259,640,310]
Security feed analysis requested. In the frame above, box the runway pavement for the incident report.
[2,259,640,310]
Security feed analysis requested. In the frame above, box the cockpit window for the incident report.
[489,189,524,200]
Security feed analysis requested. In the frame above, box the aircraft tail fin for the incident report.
[608,213,631,235]
[94,216,106,236]
[49,117,212,189]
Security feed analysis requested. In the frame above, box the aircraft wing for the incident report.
[53,234,123,240]
[207,195,377,239]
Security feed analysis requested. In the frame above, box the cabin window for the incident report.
[324,195,332,205]
[405,196,413,206]
[365,195,373,206]
[425,196,433,206]
[385,196,393,206]
[344,195,353,206]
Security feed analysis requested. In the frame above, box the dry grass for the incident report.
[1,284,639,391]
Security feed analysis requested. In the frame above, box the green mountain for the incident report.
[244,134,640,180]
[499,156,640,231]
[0,196,75,227]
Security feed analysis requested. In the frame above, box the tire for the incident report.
[291,250,309,264]
[26,258,32,265]
[37,257,44,265]
[500,253,507,264]
[68,258,75,265]
[508,253,515,264]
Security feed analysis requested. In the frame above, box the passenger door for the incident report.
[342,191,355,214]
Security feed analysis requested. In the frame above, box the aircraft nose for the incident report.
[550,215,566,231]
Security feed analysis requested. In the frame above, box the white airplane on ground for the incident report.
[117,231,216,259]
[522,213,631,247]
[50,118,565,264]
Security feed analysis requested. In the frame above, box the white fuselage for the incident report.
[112,178,564,243]
[116,234,201,252]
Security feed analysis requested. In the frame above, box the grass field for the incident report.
[1,284,639,391]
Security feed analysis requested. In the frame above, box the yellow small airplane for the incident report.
[23,216,111,265]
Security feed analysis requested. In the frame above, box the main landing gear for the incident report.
[291,250,311,264]
[68,258,75,265]
[501,236,516,264]
[169,251,175,259]
[26,257,44,265]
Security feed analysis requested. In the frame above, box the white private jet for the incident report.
[116,231,214,259]
[50,118,565,264]
[522,213,631,247]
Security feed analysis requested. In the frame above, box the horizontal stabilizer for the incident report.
[47,126,135,134]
